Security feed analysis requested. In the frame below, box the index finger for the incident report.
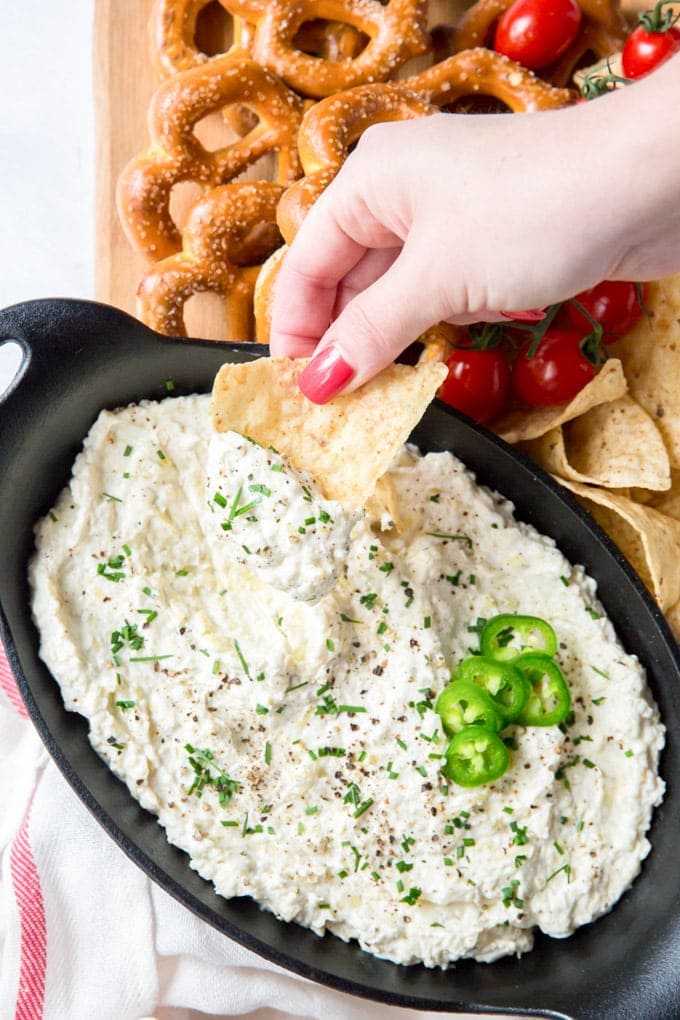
[269,200,367,358]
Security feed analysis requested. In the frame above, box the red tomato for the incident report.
[567,281,647,337]
[512,329,596,406]
[493,0,582,70]
[439,347,511,424]
[622,22,680,79]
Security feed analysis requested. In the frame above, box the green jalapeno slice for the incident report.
[435,680,502,736]
[442,726,510,787]
[480,614,558,663]
[455,655,530,723]
[514,652,571,727]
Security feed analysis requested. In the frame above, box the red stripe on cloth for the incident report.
[10,798,47,1020]
[0,643,28,718]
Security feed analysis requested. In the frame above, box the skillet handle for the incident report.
[0,297,265,413]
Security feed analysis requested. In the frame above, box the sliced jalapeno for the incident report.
[480,614,558,663]
[435,680,502,736]
[442,726,510,787]
[515,652,571,727]
[455,655,530,723]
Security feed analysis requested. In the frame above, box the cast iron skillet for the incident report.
[1,298,679,1020]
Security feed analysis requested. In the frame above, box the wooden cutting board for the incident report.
[93,0,644,340]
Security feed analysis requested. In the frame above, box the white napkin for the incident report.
[0,645,533,1020]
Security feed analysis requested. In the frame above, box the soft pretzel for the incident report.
[434,0,627,86]
[221,0,430,99]
[277,83,435,244]
[116,57,303,261]
[150,0,254,76]
[137,181,284,339]
[403,48,576,112]
[150,1,365,84]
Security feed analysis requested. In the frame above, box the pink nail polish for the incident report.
[298,346,355,404]
[500,309,546,323]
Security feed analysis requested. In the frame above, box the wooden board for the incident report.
[93,0,644,340]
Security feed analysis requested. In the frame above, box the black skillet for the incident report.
[1,298,679,1020]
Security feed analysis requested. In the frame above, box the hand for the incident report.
[269,54,680,402]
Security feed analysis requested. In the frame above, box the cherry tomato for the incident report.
[567,281,647,337]
[512,329,596,406]
[622,20,680,79]
[493,0,582,70]
[439,346,511,424]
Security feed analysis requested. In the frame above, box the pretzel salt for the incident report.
[276,83,435,244]
[137,181,283,339]
[438,0,627,86]
[403,48,576,113]
[222,0,430,99]
[116,57,303,261]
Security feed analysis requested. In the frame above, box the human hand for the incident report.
[269,55,680,402]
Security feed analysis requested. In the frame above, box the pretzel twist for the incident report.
[402,48,576,112]
[277,82,435,244]
[221,0,430,99]
[435,0,627,86]
[150,0,254,76]
[137,181,284,339]
[116,57,303,261]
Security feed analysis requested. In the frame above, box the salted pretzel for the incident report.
[277,82,435,244]
[151,0,366,80]
[433,0,628,87]
[220,0,430,99]
[116,57,303,262]
[137,181,284,339]
[150,0,254,76]
[402,48,576,112]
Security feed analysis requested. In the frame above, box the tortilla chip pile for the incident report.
[495,272,680,639]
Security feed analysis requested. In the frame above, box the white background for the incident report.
[0,0,94,393]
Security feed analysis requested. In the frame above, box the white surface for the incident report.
[0,0,94,393]
[0,6,542,1018]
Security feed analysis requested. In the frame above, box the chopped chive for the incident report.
[213,492,227,508]
[423,616,431,629]
[284,680,309,693]
[270,463,283,472]
[165,378,175,392]
[249,483,272,497]
[115,700,135,710]
[305,805,319,815]
[302,486,312,503]
[353,798,373,819]
[124,445,133,457]
[129,654,173,662]
[425,532,472,547]
[157,449,166,460]
[326,638,335,652]
[221,820,238,827]
[255,704,269,715]
[233,639,250,676]
[103,492,122,503]
[396,738,407,751]
[264,741,272,766]
[379,562,394,575]
[175,568,188,577]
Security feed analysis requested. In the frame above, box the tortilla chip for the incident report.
[558,478,680,612]
[521,396,670,490]
[495,359,627,444]
[365,473,404,532]
[616,275,680,469]
[211,357,446,508]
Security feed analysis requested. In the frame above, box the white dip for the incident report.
[29,394,665,967]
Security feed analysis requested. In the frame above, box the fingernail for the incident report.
[500,309,546,322]
[298,346,355,404]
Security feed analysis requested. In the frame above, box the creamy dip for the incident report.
[29,394,665,967]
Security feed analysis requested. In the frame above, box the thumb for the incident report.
[298,248,445,403]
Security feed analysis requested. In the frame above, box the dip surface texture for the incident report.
[29,394,665,967]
